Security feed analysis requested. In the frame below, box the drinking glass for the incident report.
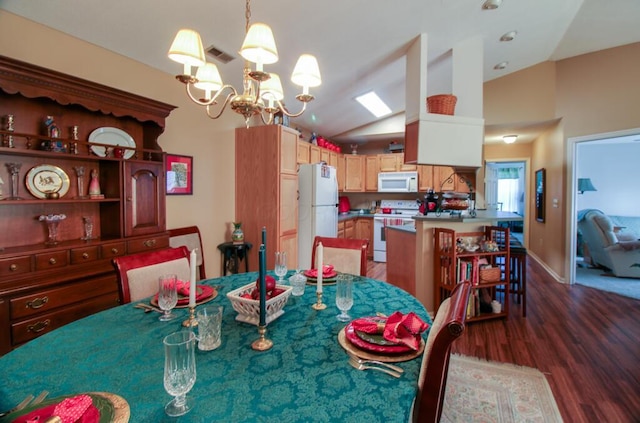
[274,251,287,284]
[335,274,354,322]
[158,274,178,321]
[163,331,197,417]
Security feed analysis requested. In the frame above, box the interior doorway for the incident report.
[485,161,526,243]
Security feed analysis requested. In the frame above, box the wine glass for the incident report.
[274,251,287,284]
[335,274,354,322]
[163,330,197,417]
[158,274,178,321]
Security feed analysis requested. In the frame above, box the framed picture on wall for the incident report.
[535,168,545,222]
[166,154,193,195]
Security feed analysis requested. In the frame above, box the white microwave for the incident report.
[378,171,418,193]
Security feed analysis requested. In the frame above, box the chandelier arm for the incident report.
[184,83,238,106]
[274,98,308,118]
[259,110,275,125]
[204,92,237,120]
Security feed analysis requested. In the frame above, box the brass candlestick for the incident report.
[182,306,198,328]
[311,291,327,310]
[251,325,273,351]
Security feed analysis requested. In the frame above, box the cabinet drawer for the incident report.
[71,246,99,264]
[0,255,32,277]
[35,250,68,271]
[101,242,127,259]
[9,274,119,320]
[11,293,119,345]
[127,235,169,253]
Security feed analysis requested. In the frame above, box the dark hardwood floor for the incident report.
[367,259,640,422]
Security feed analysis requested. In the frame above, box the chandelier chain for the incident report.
[245,0,251,34]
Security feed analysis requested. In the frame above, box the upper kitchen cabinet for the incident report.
[404,34,484,169]
[297,140,310,164]
[365,156,378,192]
[336,154,345,192]
[236,125,299,271]
[378,154,416,172]
[343,154,365,192]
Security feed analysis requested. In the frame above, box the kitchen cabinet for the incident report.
[328,151,339,168]
[297,140,310,164]
[337,221,345,238]
[418,165,435,191]
[309,144,321,164]
[0,55,174,354]
[236,125,299,271]
[355,218,373,258]
[320,148,330,164]
[336,154,345,192]
[365,155,378,192]
[434,166,456,191]
[378,153,417,172]
[343,155,365,192]
[344,219,355,239]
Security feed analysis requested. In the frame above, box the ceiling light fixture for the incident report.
[482,0,502,10]
[494,61,508,70]
[168,0,321,127]
[503,135,518,144]
[355,92,392,118]
[500,31,517,42]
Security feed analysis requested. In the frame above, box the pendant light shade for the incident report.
[261,73,284,101]
[194,63,224,97]
[168,29,206,68]
[240,23,279,68]
[291,54,322,89]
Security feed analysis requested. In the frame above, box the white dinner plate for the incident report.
[25,164,70,199]
[89,127,136,159]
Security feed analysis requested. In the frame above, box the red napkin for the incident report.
[351,312,429,351]
[18,394,99,423]
[383,311,429,351]
[176,280,191,296]
[306,265,334,277]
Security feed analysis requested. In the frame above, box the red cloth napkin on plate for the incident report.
[176,280,191,296]
[306,265,334,278]
[351,312,429,351]
[18,394,99,423]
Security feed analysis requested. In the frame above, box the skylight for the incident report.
[355,91,392,118]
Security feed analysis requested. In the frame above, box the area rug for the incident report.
[441,355,563,423]
[575,265,640,300]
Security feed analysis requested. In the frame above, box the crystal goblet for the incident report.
[335,274,354,322]
[274,251,287,284]
[158,274,178,321]
[163,330,197,417]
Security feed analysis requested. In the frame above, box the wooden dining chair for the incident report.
[310,236,369,276]
[169,225,206,279]
[412,281,471,423]
[112,246,191,304]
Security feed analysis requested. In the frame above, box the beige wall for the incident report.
[0,11,239,276]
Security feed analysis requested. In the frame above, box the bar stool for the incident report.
[217,242,253,275]
[509,244,527,317]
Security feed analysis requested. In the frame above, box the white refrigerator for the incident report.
[298,163,338,270]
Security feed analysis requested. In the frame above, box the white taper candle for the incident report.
[189,248,197,308]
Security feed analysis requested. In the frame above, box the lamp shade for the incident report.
[291,54,322,88]
[578,178,597,193]
[240,23,279,66]
[168,29,206,67]
[194,63,223,93]
[261,73,284,101]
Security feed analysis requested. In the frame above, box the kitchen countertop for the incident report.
[338,211,375,221]
[413,210,523,223]
[387,224,417,234]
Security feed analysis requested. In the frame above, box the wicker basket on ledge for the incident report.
[479,266,501,283]
[426,94,457,115]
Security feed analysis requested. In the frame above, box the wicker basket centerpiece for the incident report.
[426,94,457,115]
[226,282,293,325]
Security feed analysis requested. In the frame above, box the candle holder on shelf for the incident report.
[5,162,24,200]
[74,166,88,199]
[311,291,327,310]
[4,114,15,148]
[71,125,79,155]
[251,325,273,351]
[182,306,198,328]
[39,214,66,245]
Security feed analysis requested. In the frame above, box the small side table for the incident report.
[217,242,253,275]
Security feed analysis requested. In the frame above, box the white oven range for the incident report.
[373,199,420,262]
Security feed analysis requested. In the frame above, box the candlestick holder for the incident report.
[4,114,15,148]
[182,306,198,328]
[251,325,273,351]
[311,291,327,310]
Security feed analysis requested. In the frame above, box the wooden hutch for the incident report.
[0,56,175,354]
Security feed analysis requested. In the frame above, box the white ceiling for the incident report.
[2,0,640,145]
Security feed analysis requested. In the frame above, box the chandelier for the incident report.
[168,0,321,126]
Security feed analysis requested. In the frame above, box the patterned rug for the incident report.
[442,355,563,422]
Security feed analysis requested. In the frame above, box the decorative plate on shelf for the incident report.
[25,164,70,199]
[89,127,136,159]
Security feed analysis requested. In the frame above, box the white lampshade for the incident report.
[261,73,284,101]
[240,23,279,69]
[194,63,223,95]
[168,29,206,68]
[291,54,322,89]
[503,135,518,144]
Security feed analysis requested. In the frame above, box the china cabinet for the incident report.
[434,226,510,322]
[0,55,174,354]
[235,125,299,271]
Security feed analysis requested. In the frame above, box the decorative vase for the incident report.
[39,213,67,245]
[232,222,244,244]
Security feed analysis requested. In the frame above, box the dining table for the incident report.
[0,272,431,422]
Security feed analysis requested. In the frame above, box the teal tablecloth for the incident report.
[0,272,430,422]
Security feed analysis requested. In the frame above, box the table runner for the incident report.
[0,273,430,422]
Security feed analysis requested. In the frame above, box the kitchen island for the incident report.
[387,210,524,313]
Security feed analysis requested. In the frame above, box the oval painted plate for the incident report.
[25,164,70,199]
[345,322,412,354]
[89,127,136,159]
